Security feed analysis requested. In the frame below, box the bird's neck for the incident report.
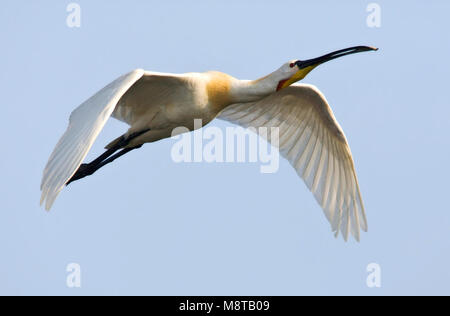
[230,71,283,103]
[204,70,284,112]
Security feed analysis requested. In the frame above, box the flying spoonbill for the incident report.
[41,46,378,241]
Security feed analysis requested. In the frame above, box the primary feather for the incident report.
[219,84,367,241]
[40,69,145,210]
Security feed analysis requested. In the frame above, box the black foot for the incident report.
[67,163,95,185]
[66,129,150,186]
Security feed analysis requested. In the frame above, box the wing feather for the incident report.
[303,119,322,184]
[218,84,366,240]
[40,69,145,210]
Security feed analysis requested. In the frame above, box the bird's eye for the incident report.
[289,63,295,68]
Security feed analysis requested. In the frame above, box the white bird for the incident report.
[41,46,377,241]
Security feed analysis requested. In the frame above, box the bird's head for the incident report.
[276,46,378,91]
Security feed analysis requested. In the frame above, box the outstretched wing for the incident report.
[218,84,367,241]
[40,69,145,210]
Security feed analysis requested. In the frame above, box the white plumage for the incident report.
[40,69,145,210]
[219,85,366,240]
[41,46,377,240]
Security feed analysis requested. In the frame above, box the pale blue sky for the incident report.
[1,1,449,295]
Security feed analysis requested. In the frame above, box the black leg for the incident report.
[66,129,149,185]
[67,146,141,185]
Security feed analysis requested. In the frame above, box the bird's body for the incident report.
[110,71,236,147]
[41,46,377,241]
[108,70,279,148]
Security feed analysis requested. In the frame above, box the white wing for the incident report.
[218,84,367,241]
[40,69,145,210]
